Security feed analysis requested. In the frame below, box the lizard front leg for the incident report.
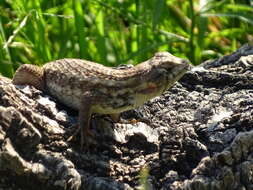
[78,91,95,150]
[67,91,95,149]
[79,90,110,149]
[68,90,107,150]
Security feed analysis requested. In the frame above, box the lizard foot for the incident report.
[67,124,95,150]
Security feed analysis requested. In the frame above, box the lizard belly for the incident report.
[46,81,82,110]
[93,84,166,114]
[46,79,168,114]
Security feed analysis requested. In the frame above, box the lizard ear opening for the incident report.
[12,64,45,91]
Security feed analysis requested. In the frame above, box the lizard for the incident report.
[12,52,190,149]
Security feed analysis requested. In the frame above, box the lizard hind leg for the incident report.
[12,64,45,91]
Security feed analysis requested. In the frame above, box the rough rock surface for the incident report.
[1,44,253,190]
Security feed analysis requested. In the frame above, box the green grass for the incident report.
[0,0,252,77]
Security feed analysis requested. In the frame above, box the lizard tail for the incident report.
[12,64,45,91]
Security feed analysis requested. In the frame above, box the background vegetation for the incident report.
[0,0,252,78]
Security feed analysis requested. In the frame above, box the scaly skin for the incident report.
[12,52,190,149]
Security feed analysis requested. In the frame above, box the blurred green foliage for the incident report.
[0,0,252,77]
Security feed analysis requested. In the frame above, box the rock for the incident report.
[1,44,253,190]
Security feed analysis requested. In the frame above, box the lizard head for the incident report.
[133,52,191,107]
[150,52,190,80]
[151,52,190,73]
[146,52,191,93]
